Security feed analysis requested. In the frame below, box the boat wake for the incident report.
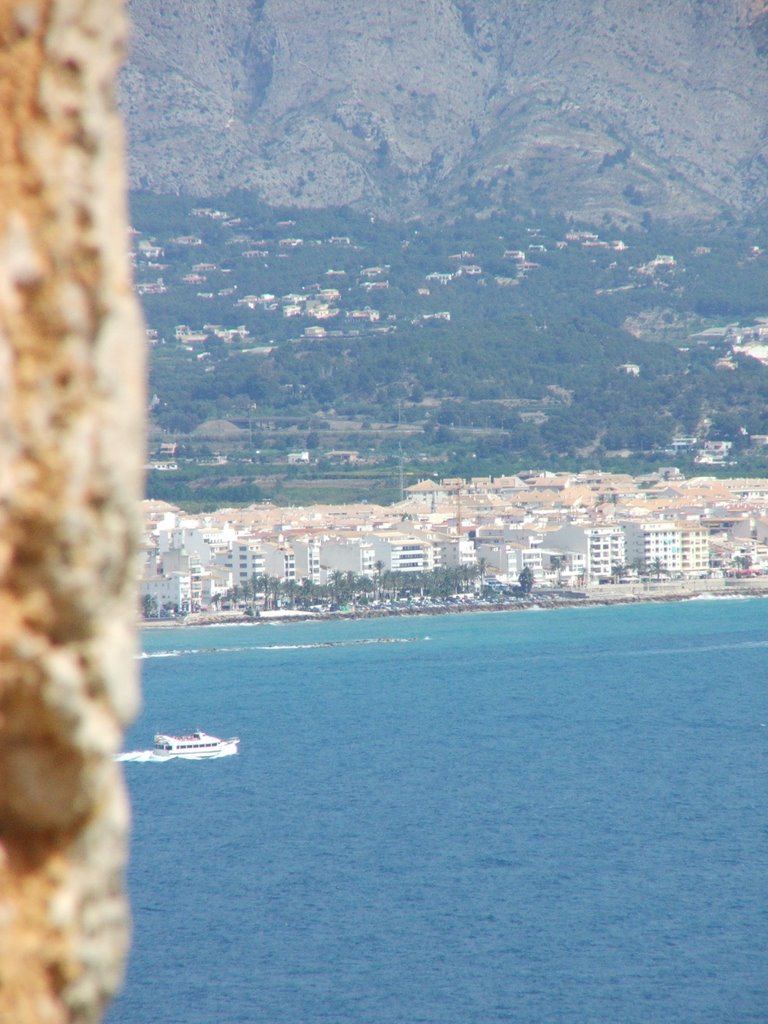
[257,636,427,651]
[116,749,238,762]
[141,636,429,659]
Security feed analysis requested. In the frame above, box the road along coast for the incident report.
[143,576,768,628]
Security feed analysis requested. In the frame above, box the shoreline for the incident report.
[142,579,768,629]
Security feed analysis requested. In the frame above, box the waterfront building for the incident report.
[319,536,377,578]
[139,571,192,614]
[291,537,323,583]
[432,533,477,570]
[367,531,435,573]
[262,541,296,581]
[623,521,709,576]
[215,539,265,586]
[474,539,544,580]
[547,523,627,582]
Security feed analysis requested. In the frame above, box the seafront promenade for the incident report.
[146,575,768,628]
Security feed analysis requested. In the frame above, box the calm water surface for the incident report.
[108,598,767,1024]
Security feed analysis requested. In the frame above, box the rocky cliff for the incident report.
[122,0,768,224]
[0,2,144,1020]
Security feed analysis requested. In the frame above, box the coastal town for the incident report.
[139,467,768,618]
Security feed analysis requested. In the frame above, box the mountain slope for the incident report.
[122,0,768,224]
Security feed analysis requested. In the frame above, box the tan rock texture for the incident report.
[0,2,144,1021]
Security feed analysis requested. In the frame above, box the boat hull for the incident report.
[153,731,240,757]
[171,739,239,758]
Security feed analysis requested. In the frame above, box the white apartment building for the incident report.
[319,537,377,578]
[367,532,435,573]
[262,541,296,581]
[547,524,626,582]
[157,525,212,563]
[624,521,709,575]
[432,534,477,570]
[203,564,235,605]
[140,571,192,614]
[215,539,265,586]
[475,540,544,580]
[151,549,206,609]
[541,548,588,585]
[291,537,323,583]
[624,521,681,574]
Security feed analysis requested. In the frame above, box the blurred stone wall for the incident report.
[0,2,144,1021]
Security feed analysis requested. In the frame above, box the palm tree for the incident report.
[247,573,264,609]
[631,558,648,579]
[267,576,283,609]
[452,566,466,595]
[283,578,300,608]
[430,567,452,600]
[550,554,564,587]
[328,570,347,607]
[374,560,385,600]
[518,565,534,596]
[297,577,317,609]
[344,571,360,606]
[458,563,475,594]
[388,571,405,601]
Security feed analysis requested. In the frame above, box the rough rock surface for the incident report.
[0,1,144,1021]
[122,0,768,223]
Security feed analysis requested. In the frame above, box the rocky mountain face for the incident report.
[122,0,768,224]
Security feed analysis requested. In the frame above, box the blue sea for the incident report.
[107,597,767,1024]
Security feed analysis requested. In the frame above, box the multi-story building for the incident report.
[367,532,435,573]
[319,537,377,578]
[159,549,205,609]
[547,523,626,582]
[624,521,710,576]
[474,539,544,580]
[140,571,192,614]
[291,537,323,583]
[624,521,682,574]
[262,541,296,581]
[430,533,476,570]
[678,523,711,575]
[214,539,265,587]
[540,548,588,585]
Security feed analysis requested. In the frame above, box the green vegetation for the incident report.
[152,565,531,620]
[133,192,768,504]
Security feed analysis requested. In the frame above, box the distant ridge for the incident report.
[122,0,768,225]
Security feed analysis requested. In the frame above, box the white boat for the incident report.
[153,730,239,758]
